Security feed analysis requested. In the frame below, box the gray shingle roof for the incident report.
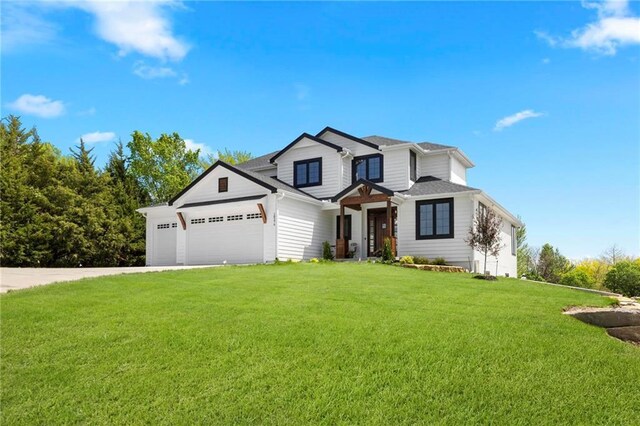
[402,176,478,196]
[236,150,279,170]
[362,135,453,151]
[238,167,318,199]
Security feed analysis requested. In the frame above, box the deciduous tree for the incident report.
[466,206,503,275]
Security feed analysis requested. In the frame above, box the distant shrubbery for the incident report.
[604,261,640,297]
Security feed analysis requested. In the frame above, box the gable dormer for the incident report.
[270,133,347,199]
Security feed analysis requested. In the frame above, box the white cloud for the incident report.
[494,110,545,131]
[133,61,177,79]
[536,0,640,55]
[542,57,551,64]
[7,94,65,118]
[184,139,213,155]
[79,131,116,144]
[0,3,58,52]
[76,1,190,61]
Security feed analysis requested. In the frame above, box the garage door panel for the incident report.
[186,216,263,265]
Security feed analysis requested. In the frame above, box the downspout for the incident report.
[275,192,285,261]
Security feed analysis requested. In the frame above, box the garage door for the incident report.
[186,212,263,265]
[153,222,177,265]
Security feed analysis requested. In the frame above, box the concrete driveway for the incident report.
[0,265,216,293]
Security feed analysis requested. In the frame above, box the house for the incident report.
[137,127,522,276]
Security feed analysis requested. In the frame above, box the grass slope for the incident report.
[2,263,638,424]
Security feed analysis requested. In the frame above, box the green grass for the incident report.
[2,263,639,424]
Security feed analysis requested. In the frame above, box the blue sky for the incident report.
[2,0,639,259]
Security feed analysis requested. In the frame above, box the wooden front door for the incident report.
[367,208,397,257]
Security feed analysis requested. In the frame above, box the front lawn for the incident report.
[2,263,638,424]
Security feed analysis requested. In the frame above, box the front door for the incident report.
[367,208,397,257]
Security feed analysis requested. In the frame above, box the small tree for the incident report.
[322,241,334,261]
[382,237,394,262]
[600,244,627,265]
[466,206,503,275]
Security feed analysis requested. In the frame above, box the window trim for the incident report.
[511,225,517,256]
[410,150,417,182]
[352,153,384,183]
[218,177,228,193]
[415,198,454,240]
[336,214,352,240]
[293,157,323,188]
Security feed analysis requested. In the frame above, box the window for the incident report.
[416,198,454,239]
[293,158,322,188]
[410,151,417,182]
[190,218,205,225]
[511,225,517,256]
[336,215,352,240]
[157,223,170,229]
[208,216,223,223]
[171,223,177,228]
[352,154,383,183]
[247,213,262,220]
[227,214,243,221]
[218,177,228,193]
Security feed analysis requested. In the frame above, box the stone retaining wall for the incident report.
[402,264,467,273]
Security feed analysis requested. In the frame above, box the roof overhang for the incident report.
[331,179,394,203]
[270,133,343,164]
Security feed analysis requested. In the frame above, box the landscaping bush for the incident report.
[322,241,334,261]
[559,269,596,289]
[413,256,430,265]
[382,238,394,262]
[604,261,640,297]
[399,256,414,265]
[473,274,497,281]
[309,258,319,263]
[522,270,545,282]
[432,257,447,266]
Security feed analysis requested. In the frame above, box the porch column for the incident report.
[336,204,346,258]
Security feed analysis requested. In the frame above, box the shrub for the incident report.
[604,261,640,297]
[399,256,414,265]
[413,256,430,265]
[309,258,319,263]
[522,270,545,282]
[432,257,447,266]
[559,269,596,289]
[382,238,394,262]
[322,241,334,261]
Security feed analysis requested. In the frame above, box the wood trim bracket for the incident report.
[257,203,267,224]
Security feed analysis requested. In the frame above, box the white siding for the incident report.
[276,141,341,199]
[380,148,410,191]
[450,157,467,185]
[471,197,518,277]
[174,166,271,206]
[397,195,474,268]
[277,196,332,260]
[176,227,186,264]
[251,167,277,179]
[342,156,351,190]
[420,153,450,181]
[262,194,277,262]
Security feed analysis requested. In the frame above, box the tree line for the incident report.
[0,115,251,267]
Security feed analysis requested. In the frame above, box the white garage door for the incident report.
[186,213,263,265]
[153,222,177,265]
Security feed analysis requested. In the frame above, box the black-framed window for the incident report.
[352,154,383,183]
[511,225,517,256]
[416,198,454,239]
[218,177,228,193]
[294,158,322,188]
[410,151,417,182]
[336,215,352,240]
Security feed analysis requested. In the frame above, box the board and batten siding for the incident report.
[420,153,450,181]
[275,141,341,199]
[276,196,331,260]
[173,166,271,207]
[397,195,474,267]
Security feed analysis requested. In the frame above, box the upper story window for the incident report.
[352,154,383,183]
[294,158,322,188]
[218,177,228,193]
[410,151,417,181]
[416,198,454,239]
